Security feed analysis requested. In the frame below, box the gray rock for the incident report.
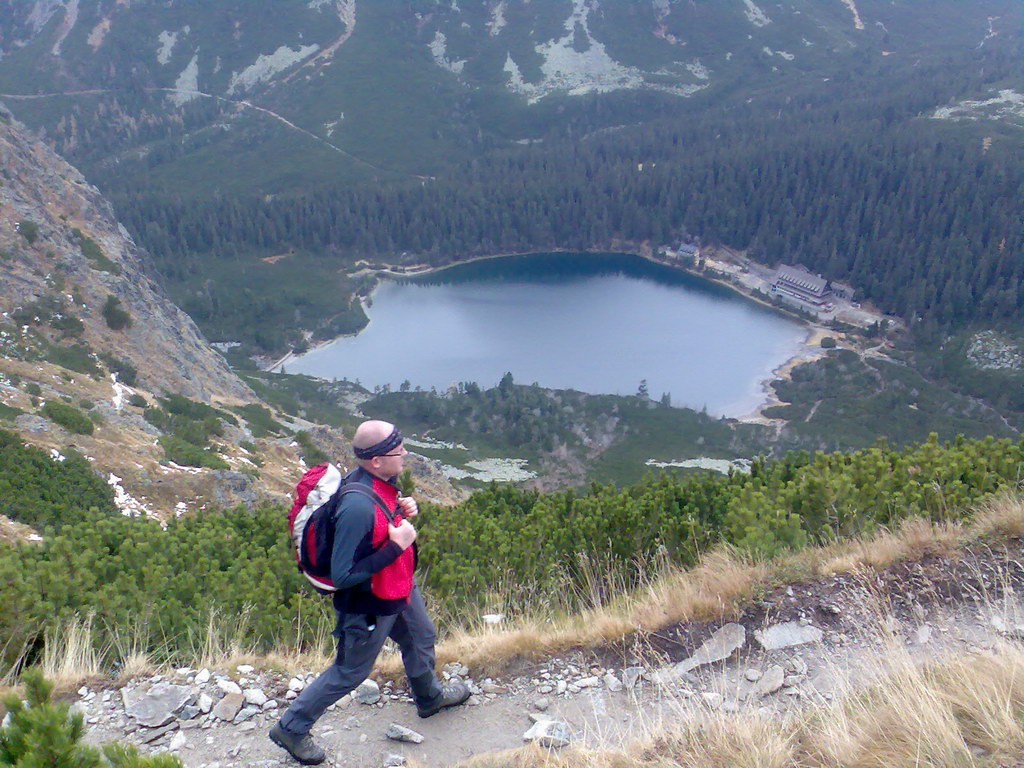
[216,679,242,695]
[168,731,188,751]
[15,415,49,433]
[122,682,192,728]
[233,705,260,724]
[622,666,644,689]
[138,722,178,744]
[752,665,786,697]
[675,623,746,674]
[754,622,823,650]
[744,669,762,682]
[355,680,381,705]
[916,625,932,645]
[534,697,551,711]
[211,692,244,721]
[194,668,211,685]
[385,723,423,744]
[384,755,407,767]
[288,677,305,693]
[197,693,213,714]
[701,692,723,709]
[523,719,572,749]
[243,688,267,707]
[178,705,201,721]
[602,673,622,692]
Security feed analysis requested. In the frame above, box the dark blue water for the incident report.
[284,253,807,415]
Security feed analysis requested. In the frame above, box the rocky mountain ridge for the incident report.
[0,107,460,520]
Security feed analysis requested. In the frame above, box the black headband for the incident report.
[353,426,403,460]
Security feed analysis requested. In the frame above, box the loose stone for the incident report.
[385,723,424,744]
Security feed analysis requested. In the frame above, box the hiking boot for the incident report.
[416,679,471,718]
[269,722,326,765]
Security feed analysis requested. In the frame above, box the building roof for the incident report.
[775,264,828,294]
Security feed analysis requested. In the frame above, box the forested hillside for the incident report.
[116,38,1023,353]
[0,1,1020,357]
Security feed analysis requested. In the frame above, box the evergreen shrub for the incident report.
[41,400,93,435]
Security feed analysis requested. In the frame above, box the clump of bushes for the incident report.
[16,219,38,244]
[41,400,94,435]
[99,352,138,386]
[72,228,120,274]
[146,394,236,469]
[295,430,329,465]
[102,296,132,330]
[158,434,229,470]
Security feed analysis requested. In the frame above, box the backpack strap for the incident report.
[337,484,396,525]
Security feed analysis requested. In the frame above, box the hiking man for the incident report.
[270,420,470,765]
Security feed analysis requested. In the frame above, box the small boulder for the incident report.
[122,682,192,728]
[523,719,572,749]
[211,692,244,721]
[754,622,823,650]
[385,723,424,744]
[355,680,381,705]
[675,623,746,675]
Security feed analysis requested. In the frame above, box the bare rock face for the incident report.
[0,103,251,403]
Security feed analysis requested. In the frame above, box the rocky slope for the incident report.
[0,101,248,402]
[0,106,460,519]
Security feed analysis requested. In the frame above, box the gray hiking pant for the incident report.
[278,585,443,736]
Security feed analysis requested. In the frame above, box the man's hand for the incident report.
[388,519,417,549]
[397,496,419,518]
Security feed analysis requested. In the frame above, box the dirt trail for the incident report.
[73,539,1024,767]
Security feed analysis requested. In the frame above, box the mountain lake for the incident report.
[282,252,809,416]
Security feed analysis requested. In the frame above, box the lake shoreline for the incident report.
[268,247,830,418]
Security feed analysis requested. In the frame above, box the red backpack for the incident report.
[287,463,390,594]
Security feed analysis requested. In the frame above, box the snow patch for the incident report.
[686,60,710,80]
[87,17,111,49]
[404,436,468,451]
[227,44,320,93]
[156,30,178,64]
[108,473,157,521]
[110,373,131,411]
[50,0,79,56]
[742,0,771,27]
[442,458,536,482]
[932,89,1024,124]
[169,54,200,106]
[324,114,345,137]
[429,31,466,74]
[504,0,703,103]
[838,0,865,31]
[488,1,507,36]
[645,457,753,475]
[27,0,63,34]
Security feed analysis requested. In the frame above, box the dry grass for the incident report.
[378,494,1024,678]
[18,495,1024,690]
